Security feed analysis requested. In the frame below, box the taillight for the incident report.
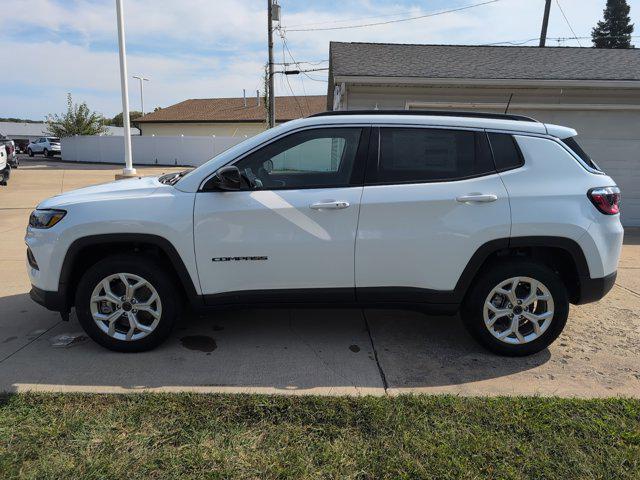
[588,186,620,215]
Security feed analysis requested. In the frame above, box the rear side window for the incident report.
[372,128,495,184]
[487,133,524,172]
[562,137,600,171]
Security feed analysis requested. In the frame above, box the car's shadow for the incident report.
[0,292,550,393]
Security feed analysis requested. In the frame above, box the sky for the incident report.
[2,0,639,120]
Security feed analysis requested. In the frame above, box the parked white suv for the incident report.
[28,137,61,157]
[0,144,10,185]
[26,111,623,355]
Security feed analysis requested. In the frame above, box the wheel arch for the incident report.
[59,233,201,311]
[455,236,590,304]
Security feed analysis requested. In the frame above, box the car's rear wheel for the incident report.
[75,255,179,352]
[43,148,49,157]
[27,148,33,157]
[461,260,569,356]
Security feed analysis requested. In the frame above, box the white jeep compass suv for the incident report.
[26,111,623,355]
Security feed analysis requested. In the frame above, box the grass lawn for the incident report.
[1,393,639,479]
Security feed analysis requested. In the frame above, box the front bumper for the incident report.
[30,286,68,312]
[575,271,617,305]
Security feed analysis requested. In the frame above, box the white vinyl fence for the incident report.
[61,135,246,167]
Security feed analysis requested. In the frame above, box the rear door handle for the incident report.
[310,201,350,210]
[456,193,498,203]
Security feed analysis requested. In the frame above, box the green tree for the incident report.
[110,111,143,127]
[592,0,634,48]
[46,94,109,137]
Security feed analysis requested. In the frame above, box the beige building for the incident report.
[136,95,326,137]
[327,42,640,226]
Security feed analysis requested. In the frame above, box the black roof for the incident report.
[311,109,537,122]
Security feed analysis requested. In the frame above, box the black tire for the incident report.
[43,148,50,157]
[27,148,33,157]
[461,259,569,356]
[75,254,180,352]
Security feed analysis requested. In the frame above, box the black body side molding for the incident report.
[31,234,600,314]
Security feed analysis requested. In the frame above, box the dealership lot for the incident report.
[0,158,639,397]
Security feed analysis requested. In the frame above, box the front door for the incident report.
[194,126,369,304]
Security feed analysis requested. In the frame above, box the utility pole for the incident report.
[132,75,149,115]
[115,0,136,177]
[267,0,275,128]
[539,0,552,47]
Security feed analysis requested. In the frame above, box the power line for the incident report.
[274,60,328,66]
[279,33,305,117]
[281,34,329,86]
[484,34,640,46]
[555,0,582,47]
[280,35,311,112]
[483,37,539,46]
[284,0,501,32]
[285,8,440,29]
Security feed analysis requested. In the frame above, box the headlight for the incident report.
[29,209,66,229]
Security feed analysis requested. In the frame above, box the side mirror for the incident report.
[204,165,243,191]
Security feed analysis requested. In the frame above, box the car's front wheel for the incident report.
[27,148,33,157]
[75,255,179,352]
[461,260,569,356]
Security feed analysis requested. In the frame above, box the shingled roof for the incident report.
[329,42,640,81]
[136,95,326,123]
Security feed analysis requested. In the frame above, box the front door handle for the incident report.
[456,193,498,203]
[310,201,350,210]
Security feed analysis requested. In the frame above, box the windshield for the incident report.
[561,137,601,171]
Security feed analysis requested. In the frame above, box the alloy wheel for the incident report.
[89,272,162,341]
[483,276,554,345]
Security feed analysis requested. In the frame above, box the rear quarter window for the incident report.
[561,137,600,171]
[487,133,524,172]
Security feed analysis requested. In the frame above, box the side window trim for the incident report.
[198,125,371,192]
[364,125,497,186]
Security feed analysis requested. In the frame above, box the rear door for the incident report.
[194,126,370,303]
[355,126,510,301]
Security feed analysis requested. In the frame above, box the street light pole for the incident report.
[132,75,150,115]
[115,0,136,177]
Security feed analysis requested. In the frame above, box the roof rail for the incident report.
[310,109,538,123]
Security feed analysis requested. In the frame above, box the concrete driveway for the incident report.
[1,159,639,397]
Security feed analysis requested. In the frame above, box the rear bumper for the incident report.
[575,271,617,305]
[30,286,68,312]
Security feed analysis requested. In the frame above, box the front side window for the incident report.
[234,128,363,190]
[370,127,495,184]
